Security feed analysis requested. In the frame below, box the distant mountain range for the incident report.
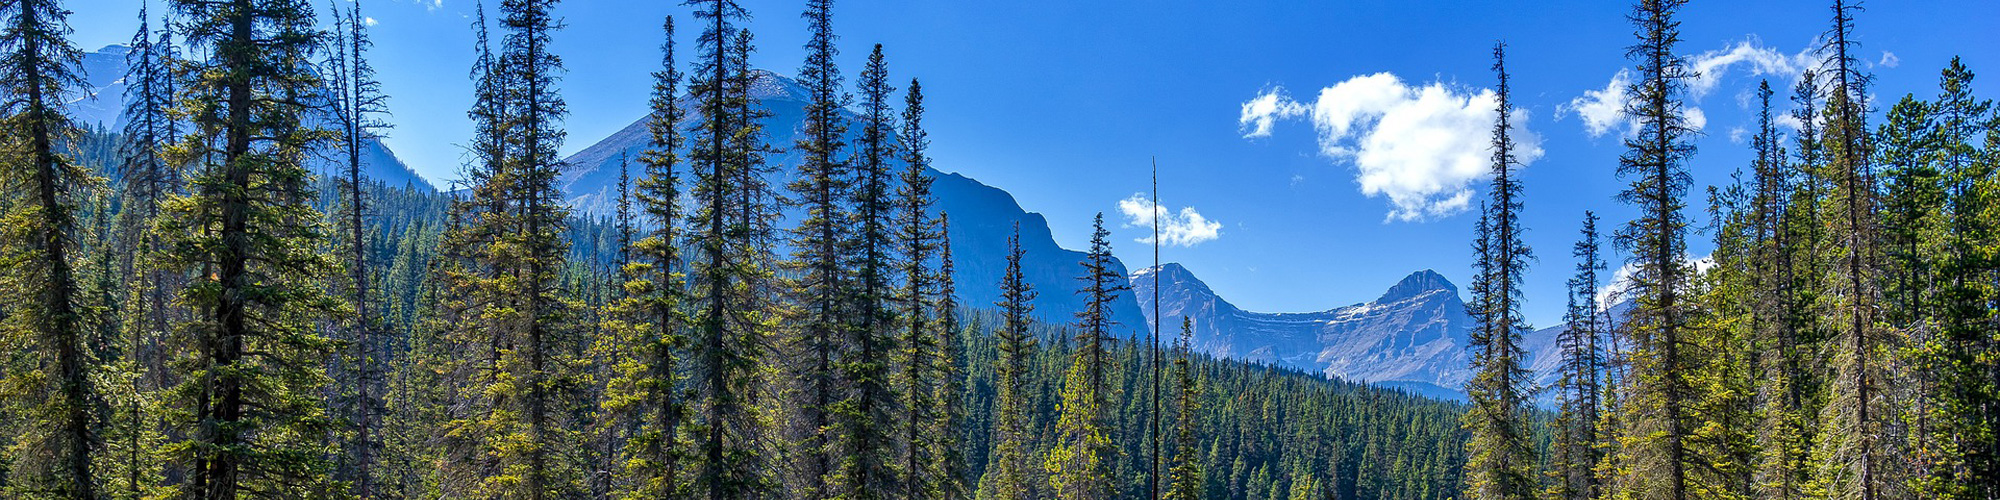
[71,45,434,191]
[1133,262,1575,400]
[558,70,1152,338]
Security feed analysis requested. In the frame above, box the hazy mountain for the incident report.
[68,45,434,191]
[1132,262,1568,399]
[559,70,1150,338]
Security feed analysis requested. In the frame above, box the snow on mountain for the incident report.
[1133,262,1569,399]
[559,70,1150,338]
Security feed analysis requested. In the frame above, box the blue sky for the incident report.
[68,0,1999,326]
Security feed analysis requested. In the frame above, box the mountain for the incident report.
[1133,263,1566,399]
[67,45,435,191]
[559,70,1149,337]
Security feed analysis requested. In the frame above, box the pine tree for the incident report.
[684,1,778,496]
[0,0,98,496]
[158,0,341,495]
[984,224,1038,500]
[103,4,177,498]
[834,42,903,500]
[1811,2,1898,498]
[600,14,689,498]
[931,213,968,500]
[323,1,392,493]
[1047,213,1125,500]
[894,77,947,499]
[1165,317,1203,500]
[1548,212,1604,500]
[1918,56,2000,498]
[1611,1,1700,498]
[782,1,848,495]
[1748,79,1814,500]
[1463,42,1535,500]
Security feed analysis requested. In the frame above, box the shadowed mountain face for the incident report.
[1133,263,1568,399]
[71,45,434,191]
[559,70,1150,338]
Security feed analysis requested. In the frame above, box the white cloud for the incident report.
[1879,51,1901,69]
[1239,87,1308,138]
[364,16,379,26]
[1596,254,1716,308]
[1561,69,1635,138]
[1118,194,1222,247]
[1238,73,1543,222]
[1566,38,1814,138]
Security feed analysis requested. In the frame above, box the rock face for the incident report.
[560,70,1149,338]
[1134,263,1570,398]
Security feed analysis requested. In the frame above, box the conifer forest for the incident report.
[0,0,1996,498]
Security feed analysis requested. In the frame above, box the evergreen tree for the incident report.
[104,4,177,498]
[1610,1,1701,498]
[158,0,341,495]
[1747,79,1814,500]
[1811,2,1898,498]
[894,77,947,499]
[781,1,848,495]
[1047,213,1124,500]
[323,1,391,493]
[983,224,1038,500]
[1165,317,1203,500]
[932,213,967,500]
[0,0,98,496]
[684,1,778,496]
[600,15,689,497]
[834,42,902,500]
[1461,42,1534,500]
[1547,212,1604,500]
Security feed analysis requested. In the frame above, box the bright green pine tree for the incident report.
[1461,42,1534,500]
[600,14,690,498]
[1547,211,1604,500]
[684,1,778,496]
[781,0,848,495]
[894,77,950,499]
[1047,214,1125,500]
[156,0,342,496]
[1811,2,1901,498]
[1609,1,1703,498]
[983,224,1039,500]
[0,0,98,496]
[1164,317,1203,500]
[1915,56,2000,498]
[1746,79,1815,500]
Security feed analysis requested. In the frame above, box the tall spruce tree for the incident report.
[1611,1,1700,498]
[1462,41,1534,500]
[0,0,97,496]
[1548,211,1605,500]
[931,213,967,500]
[984,224,1038,500]
[684,1,777,496]
[1919,56,2000,498]
[1164,317,1202,500]
[1748,79,1814,500]
[600,14,690,498]
[835,42,902,500]
[894,77,947,499]
[158,0,341,496]
[781,1,848,495]
[1047,213,1125,500]
[104,4,177,498]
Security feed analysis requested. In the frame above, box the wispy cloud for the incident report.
[1239,73,1542,222]
[1878,51,1901,68]
[1564,38,1816,138]
[1118,194,1222,247]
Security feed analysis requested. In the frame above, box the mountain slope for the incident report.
[559,70,1149,337]
[1133,263,1567,398]
[69,45,434,191]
